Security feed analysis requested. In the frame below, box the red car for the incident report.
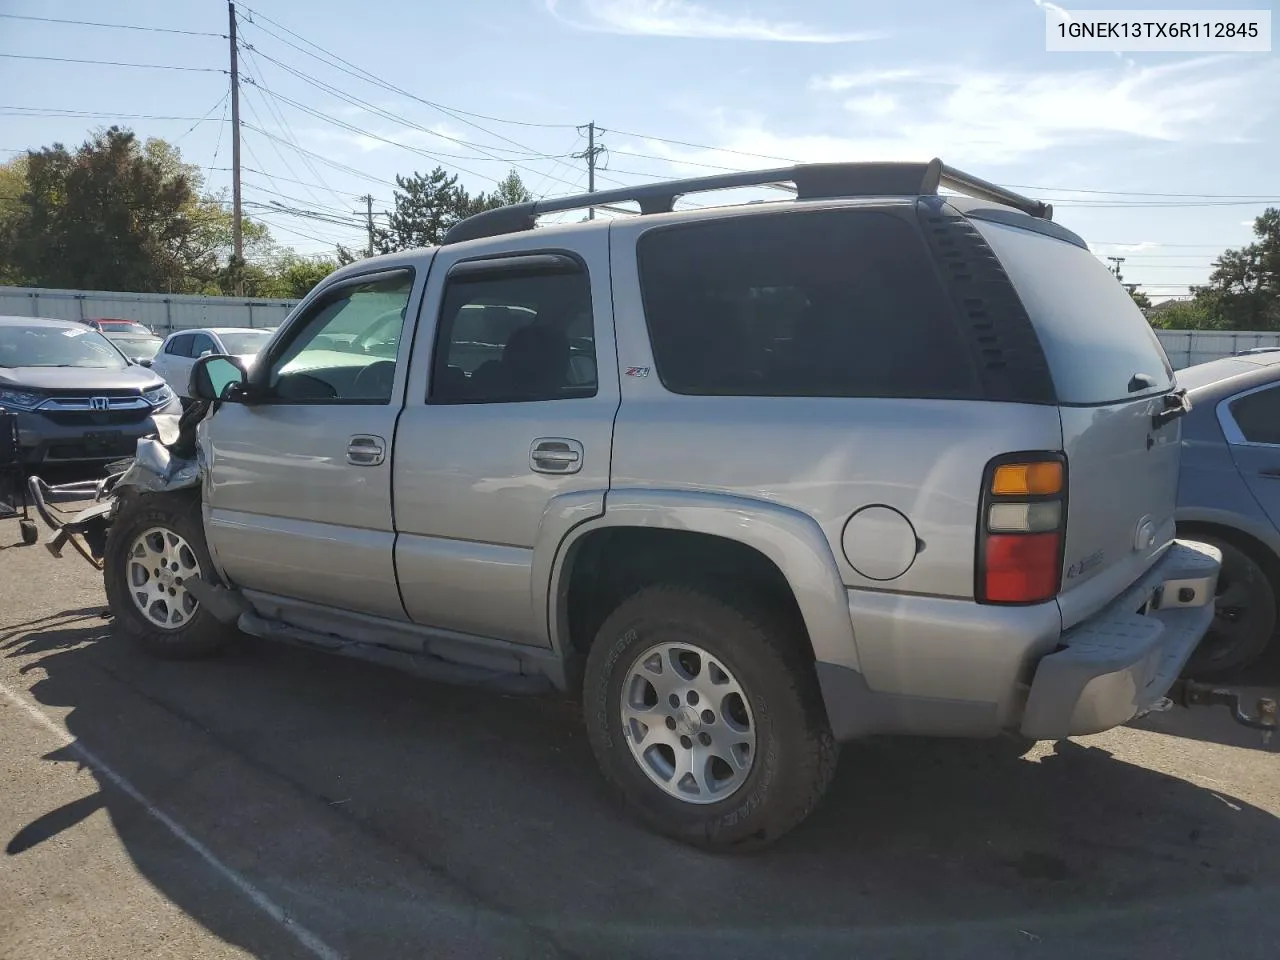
[79,317,155,336]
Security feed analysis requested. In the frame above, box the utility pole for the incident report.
[364,195,374,257]
[573,122,604,219]
[228,2,243,295]
[1106,255,1125,281]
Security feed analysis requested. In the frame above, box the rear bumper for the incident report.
[1019,539,1221,740]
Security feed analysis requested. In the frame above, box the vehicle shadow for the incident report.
[4,617,1280,959]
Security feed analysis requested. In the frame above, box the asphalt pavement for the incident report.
[1,509,1278,960]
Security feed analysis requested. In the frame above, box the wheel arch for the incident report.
[543,489,862,674]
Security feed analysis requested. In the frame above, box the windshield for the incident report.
[110,337,163,362]
[218,330,272,355]
[97,320,151,335]
[0,324,129,369]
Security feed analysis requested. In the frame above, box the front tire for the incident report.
[582,584,837,850]
[1183,536,1277,679]
[103,491,230,659]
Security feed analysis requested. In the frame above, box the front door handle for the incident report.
[347,435,386,466]
[1259,466,1280,479]
[530,437,583,474]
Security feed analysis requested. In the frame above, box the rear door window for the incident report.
[636,208,979,399]
[166,334,194,357]
[974,219,1174,405]
[1228,385,1280,445]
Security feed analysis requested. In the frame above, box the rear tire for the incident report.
[582,584,837,851]
[1183,536,1277,679]
[103,491,231,659]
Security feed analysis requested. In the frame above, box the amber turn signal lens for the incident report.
[991,461,1063,497]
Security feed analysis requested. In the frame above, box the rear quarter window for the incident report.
[636,208,981,399]
[974,219,1174,405]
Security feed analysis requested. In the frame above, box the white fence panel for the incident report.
[0,285,299,333]
[1156,330,1280,370]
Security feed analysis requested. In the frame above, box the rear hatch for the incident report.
[975,218,1182,628]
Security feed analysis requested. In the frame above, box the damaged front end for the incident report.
[27,400,211,568]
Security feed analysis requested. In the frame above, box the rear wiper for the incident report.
[1152,388,1191,429]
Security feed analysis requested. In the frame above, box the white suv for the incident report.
[152,327,273,398]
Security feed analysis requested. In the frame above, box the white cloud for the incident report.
[754,57,1280,168]
[843,92,898,120]
[1090,241,1160,254]
[810,68,925,92]
[544,0,881,43]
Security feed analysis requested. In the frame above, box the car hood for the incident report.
[0,365,165,392]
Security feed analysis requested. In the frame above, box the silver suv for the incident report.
[98,160,1223,849]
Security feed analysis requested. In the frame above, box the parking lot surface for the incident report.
[2,512,1278,960]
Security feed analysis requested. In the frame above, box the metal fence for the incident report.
[3,284,1277,370]
[1155,330,1280,370]
[0,285,299,333]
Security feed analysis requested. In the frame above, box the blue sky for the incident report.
[2,0,1277,299]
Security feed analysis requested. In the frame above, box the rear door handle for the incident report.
[530,437,583,474]
[347,435,386,466]
[1259,467,1280,479]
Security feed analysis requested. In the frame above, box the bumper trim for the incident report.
[1020,539,1221,741]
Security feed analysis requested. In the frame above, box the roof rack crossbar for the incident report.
[442,158,1051,245]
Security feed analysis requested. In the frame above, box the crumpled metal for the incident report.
[115,436,201,494]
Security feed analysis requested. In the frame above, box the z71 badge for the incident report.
[624,366,650,378]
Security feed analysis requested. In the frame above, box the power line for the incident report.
[176,92,231,144]
[0,13,224,37]
[239,44,581,189]
[240,122,400,188]
[0,106,225,122]
[237,5,575,129]
[0,53,226,73]
[238,43,351,211]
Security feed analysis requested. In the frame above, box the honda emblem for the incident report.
[89,396,110,411]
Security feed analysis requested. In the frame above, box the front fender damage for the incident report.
[28,402,212,567]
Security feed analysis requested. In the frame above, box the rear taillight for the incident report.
[977,454,1067,604]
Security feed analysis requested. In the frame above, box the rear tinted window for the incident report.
[974,220,1173,405]
[1230,386,1280,445]
[636,208,979,399]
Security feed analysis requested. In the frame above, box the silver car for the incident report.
[151,327,273,399]
[1176,352,1280,676]
[75,160,1232,848]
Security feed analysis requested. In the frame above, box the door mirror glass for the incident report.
[190,354,248,401]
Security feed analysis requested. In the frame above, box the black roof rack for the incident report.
[442,158,1052,245]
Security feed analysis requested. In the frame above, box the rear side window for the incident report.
[1229,386,1280,445]
[637,209,980,399]
[166,334,194,357]
[974,220,1174,405]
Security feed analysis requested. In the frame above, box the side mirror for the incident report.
[190,353,248,402]
[138,358,153,368]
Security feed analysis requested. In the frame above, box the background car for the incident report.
[79,317,155,337]
[151,327,273,398]
[103,332,163,367]
[0,315,180,464]
[1177,351,1280,677]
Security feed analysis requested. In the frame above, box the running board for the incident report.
[236,610,555,695]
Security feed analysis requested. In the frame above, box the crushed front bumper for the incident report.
[1020,539,1222,741]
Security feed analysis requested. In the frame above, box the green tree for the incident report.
[0,156,28,284]
[1191,208,1280,331]
[1147,299,1220,330]
[0,127,277,294]
[374,166,468,252]
[373,167,533,252]
[1126,286,1152,310]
